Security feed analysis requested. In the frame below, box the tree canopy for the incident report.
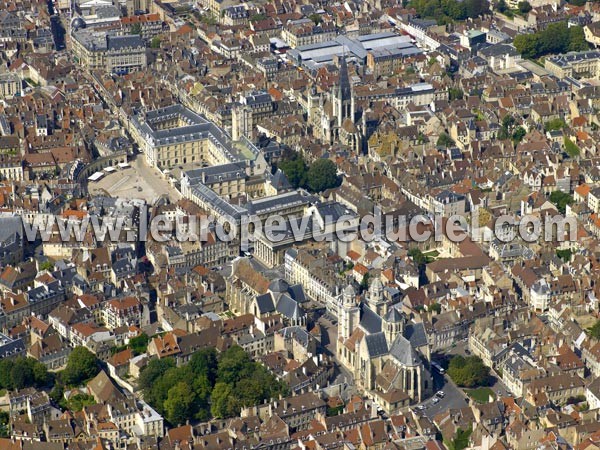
[0,357,49,391]
[448,88,464,101]
[514,22,588,59]
[518,1,532,13]
[66,393,96,411]
[140,346,288,425]
[307,159,339,193]
[409,0,489,24]
[278,152,340,193]
[589,320,600,340]
[278,152,307,189]
[544,118,566,132]
[549,191,574,214]
[437,132,455,148]
[131,23,142,35]
[564,137,581,158]
[445,427,473,450]
[447,355,490,388]
[62,347,100,387]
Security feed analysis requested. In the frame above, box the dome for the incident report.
[71,17,87,31]
[343,284,356,297]
[369,276,383,291]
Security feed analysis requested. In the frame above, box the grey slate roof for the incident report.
[276,294,304,320]
[269,278,290,293]
[389,335,421,367]
[270,169,292,191]
[288,284,307,303]
[365,332,388,358]
[0,334,24,358]
[384,305,403,323]
[255,293,275,314]
[359,304,382,334]
[278,326,310,347]
[0,216,22,243]
[404,322,428,349]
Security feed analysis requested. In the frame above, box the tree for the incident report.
[39,260,54,271]
[128,333,150,355]
[67,393,96,411]
[445,427,473,450]
[448,87,464,101]
[211,382,235,418]
[514,33,539,59]
[360,273,370,291]
[498,114,517,140]
[497,0,507,12]
[164,382,196,425]
[556,248,573,262]
[217,346,253,386]
[0,360,11,390]
[0,411,8,438]
[564,137,581,158]
[502,114,515,130]
[0,357,49,390]
[278,153,308,189]
[512,126,526,144]
[408,247,428,266]
[146,366,190,413]
[549,190,574,214]
[306,159,339,193]
[544,118,566,132]
[309,13,322,24]
[151,36,161,49]
[139,358,176,392]
[569,25,589,52]
[11,358,35,389]
[50,383,65,405]
[62,347,100,386]
[447,355,490,387]
[32,361,49,387]
[437,132,455,148]
[189,348,218,386]
[409,0,488,23]
[589,320,600,339]
[140,345,287,423]
[514,22,588,59]
[517,1,532,12]
[131,23,142,35]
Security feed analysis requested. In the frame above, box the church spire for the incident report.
[338,54,352,104]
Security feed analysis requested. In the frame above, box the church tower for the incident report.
[339,284,359,340]
[383,306,404,345]
[366,276,385,316]
[232,104,253,141]
[333,56,354,128]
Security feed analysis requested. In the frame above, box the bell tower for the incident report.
[383,306,404,345]
[339,284,359,340]
[367,276,385,316]
[333,55,354,128]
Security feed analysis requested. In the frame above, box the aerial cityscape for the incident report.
[1,0,600,448]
